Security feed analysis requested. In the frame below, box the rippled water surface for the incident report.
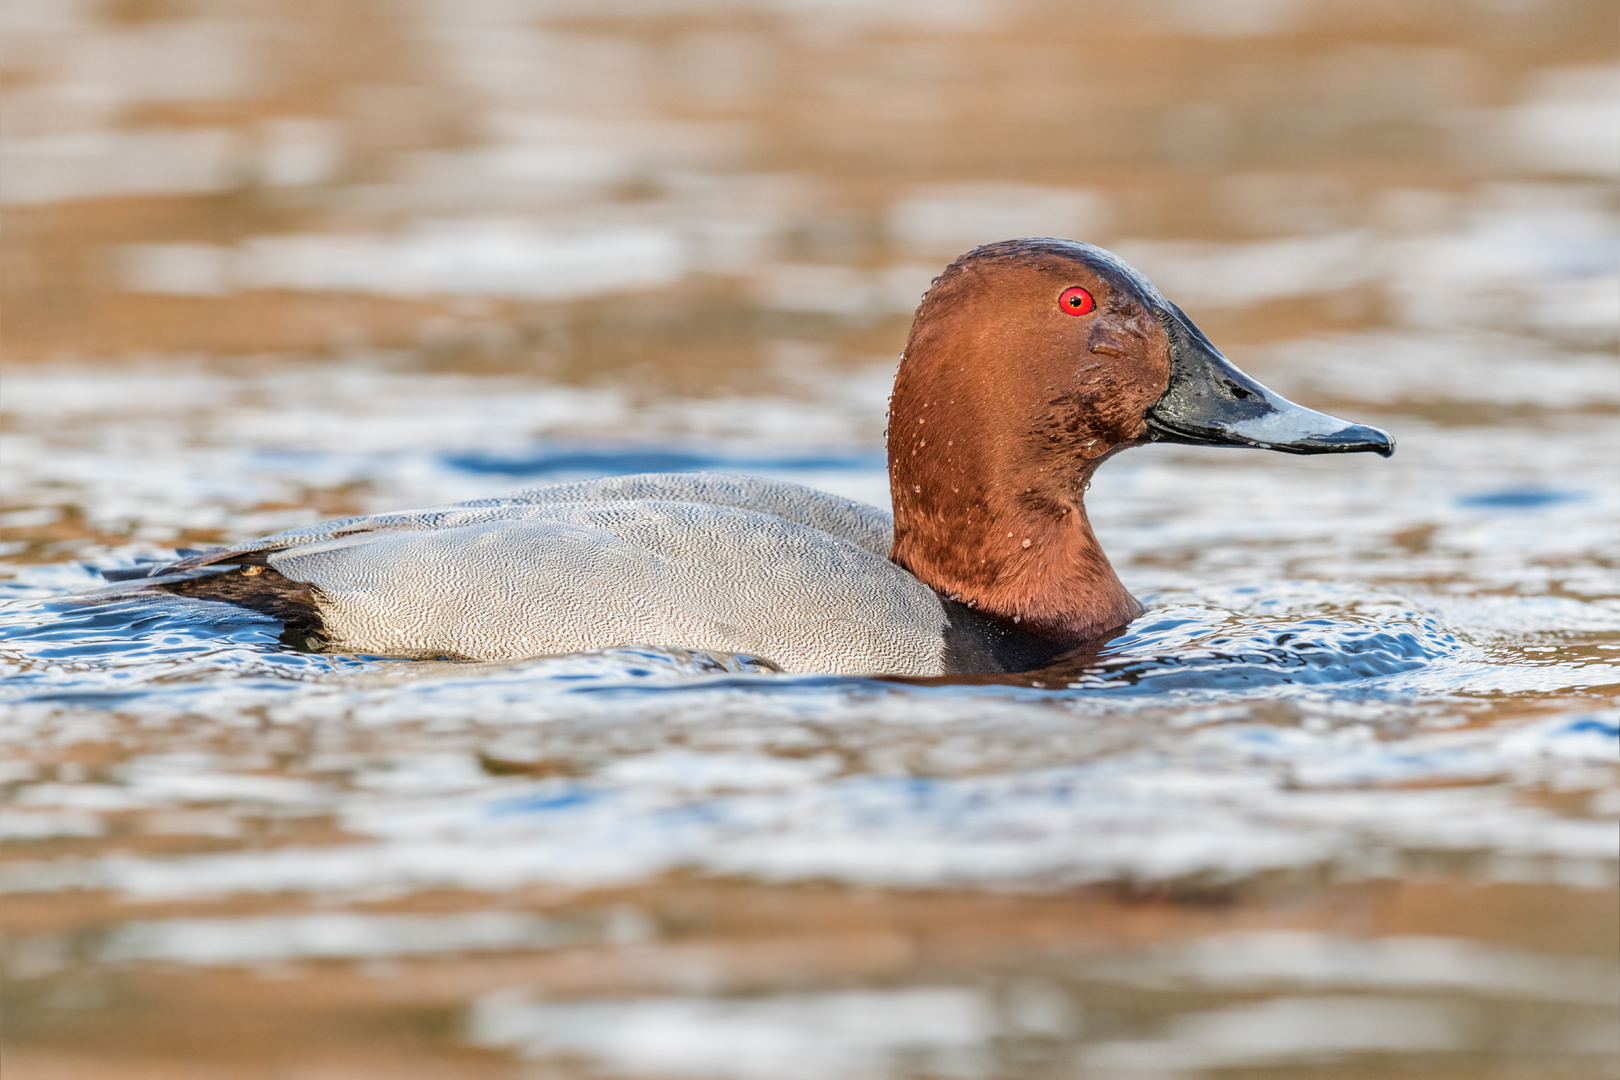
[3,1,1617,1077]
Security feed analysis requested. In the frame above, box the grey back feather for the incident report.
[168,472,894,569]
[153,474,948,675]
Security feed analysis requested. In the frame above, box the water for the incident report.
[3,1,1617,1077]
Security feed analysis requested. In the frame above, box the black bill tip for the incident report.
[1296,422,1396,458]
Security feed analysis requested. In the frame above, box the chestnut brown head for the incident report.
[891,240,1177,506]
[888,238,1391,644]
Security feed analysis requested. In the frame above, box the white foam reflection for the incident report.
[1509,64,1620,178]
[119,223,689,301]
[2,712,1612,900]
[1092,930,1620,1006]
[100,911,582,966]
[0,129,242,206]
[464,948,1615,1080]
[1078,996,1471,1074]
[468,986,996,1080]
[0,809,105,841]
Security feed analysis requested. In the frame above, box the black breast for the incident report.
[938,599,1070,675]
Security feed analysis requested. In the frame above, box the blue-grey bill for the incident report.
[1146,304,1394,457]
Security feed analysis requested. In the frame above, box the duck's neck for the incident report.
[886,370,1142,646]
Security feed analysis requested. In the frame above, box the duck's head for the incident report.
[888,238,1392,643]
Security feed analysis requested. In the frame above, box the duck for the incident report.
[100,239,1393,676]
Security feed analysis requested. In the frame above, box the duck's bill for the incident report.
[1145,304,1394,457]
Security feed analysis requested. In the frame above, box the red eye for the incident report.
[1059,287,1094,316]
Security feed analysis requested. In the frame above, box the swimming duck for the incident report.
[105,239,1392,676]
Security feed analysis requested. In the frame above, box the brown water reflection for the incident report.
[6,0,1616,374]
[3,1,1617,1077]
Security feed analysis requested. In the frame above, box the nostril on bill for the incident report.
[1224,380,1251,400]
